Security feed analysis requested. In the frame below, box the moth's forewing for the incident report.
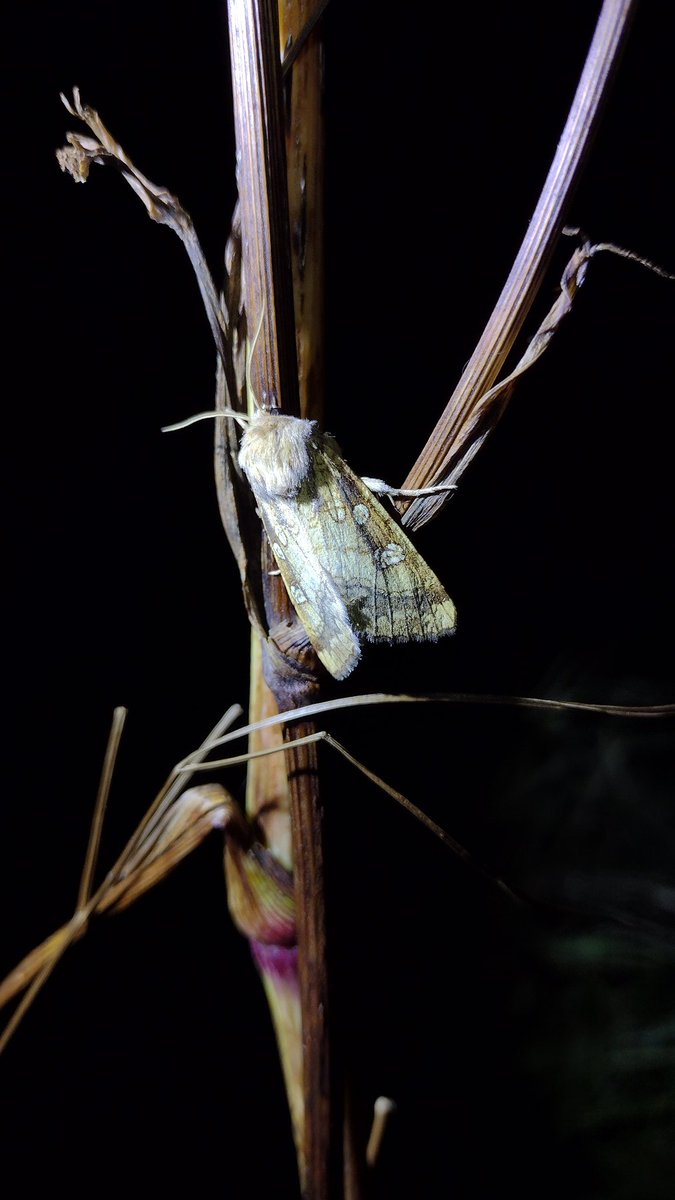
[304,438,457,642]
[255,431,456,679]
[256,495,362,679]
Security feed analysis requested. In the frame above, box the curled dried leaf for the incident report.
[56,90,267,635]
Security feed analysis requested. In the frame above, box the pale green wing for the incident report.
[255,433,456,678]
[256,495,362,680]
[300,436,457,644]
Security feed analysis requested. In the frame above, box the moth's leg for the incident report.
[361,476,457,501]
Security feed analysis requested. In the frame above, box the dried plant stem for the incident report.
[402,0,637,531]
[182,693,675,755]
[227,2,337,1195]
[0,709,125,1052]
[187,728,524,905]
[0,707,243,1042]
[278,2,326,423]
[227,0,299,413]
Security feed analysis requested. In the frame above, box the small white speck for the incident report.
[353,503,369,525]
[379,543,405,567]
[290,584,307,604]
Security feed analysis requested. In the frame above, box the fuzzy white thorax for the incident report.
[238,411,317,501]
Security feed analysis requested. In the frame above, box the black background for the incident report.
[2,3,675,1197]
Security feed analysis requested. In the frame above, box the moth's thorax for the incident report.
[238,410,317,500]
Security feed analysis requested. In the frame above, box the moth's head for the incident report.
[262,391,280,415]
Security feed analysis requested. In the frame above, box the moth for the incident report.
[166,335,456,678]
[235,409,456,679]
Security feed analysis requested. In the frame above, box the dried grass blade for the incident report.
[77,706,126,909]
[0,706,244,1046]
[401,0,637,531]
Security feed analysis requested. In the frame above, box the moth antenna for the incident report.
[245,302,266,414]
[162,305,267,435]
[563,227,675,280]
[588,240,675,280]
[161,408,249,433]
